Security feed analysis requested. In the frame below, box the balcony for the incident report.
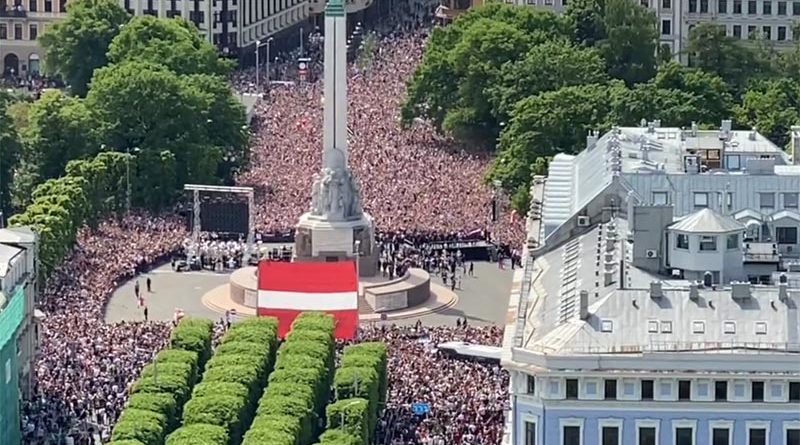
[0,6,27,17]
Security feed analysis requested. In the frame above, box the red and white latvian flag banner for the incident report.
[257,260,358,339]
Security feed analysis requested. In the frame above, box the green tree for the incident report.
[684,23,775,94]
[107,16,234,76]
[38,0,129,96]
[734,79,800,148]
[22,90,98,184]
[0,93,22,221]
[402,4,570,142]
[643,62,734,125]
[565,0,606,45]
[488,40,609,123]
[597,0,658,85]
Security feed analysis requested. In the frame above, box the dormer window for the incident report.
[694,192,709,208]
[676,234,690,249]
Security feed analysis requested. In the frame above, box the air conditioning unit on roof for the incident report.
[577,216,590,227]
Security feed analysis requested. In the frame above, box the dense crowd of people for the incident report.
[22,215,186,444]
[20,15,521,445]
[236,28,524,248]
[361,324,508,445]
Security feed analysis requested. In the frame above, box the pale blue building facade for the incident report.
[501,123,800,445]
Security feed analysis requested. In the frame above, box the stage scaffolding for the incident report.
[184,184,256,264]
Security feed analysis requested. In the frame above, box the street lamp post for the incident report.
[254,37,273,92]
[354,240,361,278]
[300,27,304,57]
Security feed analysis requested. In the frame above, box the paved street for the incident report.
[104,261,514,327]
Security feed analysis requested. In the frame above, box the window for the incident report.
[642,380,654,400]
[637,422,658,445]
[29,24,37,40]
[777,227,798,244]
[723,321,736,334]
[752,381,765,401]
[678,380,691,400]
[601,320,613,332]
[749,0,757,12]
[527,375,536,394]
[701,0,709,11]
[790,382,800,402]
[560,419,583,445]
[44,0,51,11]
[726,234,739,249]
[660,321,673,333]
[28,0,36,11]
[788,428,800,445]
[525,421,536,445]
[733,25,742,37]
[689,0,697,10]
[14,23,22,40]
[779,0,787,12]
[694,192,708,208]
[715,381,728,401]
[764,0,772,13]
[648,320,659,333]
[763,25,772,39]
[692,321,705,334]
[675,427,695,445]
[676,234,689,249]
[748,25,757,37]
[662,0,671,7]
[734,0,742,11]
[599,420,622,445]
[749,429,767,445]
[755,322,767,335]
[0,24,6,40]
[784,192,799,208]
[604,379,617,399]
[662,20,672,35]
[719,0,728,10]
[778,25,787,40]
[566,379,579,399]
[795,0,800,13]
[726,154,741,169]
[700,236,717,251]
[711,422,732,445]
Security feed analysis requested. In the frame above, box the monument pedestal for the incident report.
[295,212,378,277]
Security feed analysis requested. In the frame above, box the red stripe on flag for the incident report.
[256,307,358,340]
[258,260,357,293]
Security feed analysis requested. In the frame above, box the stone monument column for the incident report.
[294,0,378,277]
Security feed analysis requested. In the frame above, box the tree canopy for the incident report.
[38,0,129,96]
[405,2,800,213]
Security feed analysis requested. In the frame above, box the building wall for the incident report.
[0,0,66,76]
[514,397,800,445]
[0,337,21,445]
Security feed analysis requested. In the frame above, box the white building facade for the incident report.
[501,122,800,445]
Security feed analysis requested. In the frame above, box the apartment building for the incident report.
[500,122,800,445]
[0,0,311,75]
[0,227,38,445]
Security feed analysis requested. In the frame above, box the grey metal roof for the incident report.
[0,227,36,245]
[0,243,22,278]
[669,208,745,233]
[522,221,800,356]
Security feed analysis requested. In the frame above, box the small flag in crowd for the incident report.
[347,125,356,141]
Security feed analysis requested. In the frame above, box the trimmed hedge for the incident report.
[246,312,336,445]
[325,399,368,445]
[315,428,362,445]
[322,341,387,445]
[166,424,229,445]
[113,317,214,445]
[180,316,278,445]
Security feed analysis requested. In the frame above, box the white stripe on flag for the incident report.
[258,290,357,311]
[347,125,355,140]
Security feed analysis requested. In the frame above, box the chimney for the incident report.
[691,121,698,137]
[703,271,713,288]
[731,282,751,300]
[650,281,663,299]
[749,129,757,141]
[587,131,599,150]
[647,121,655,133]
[721,119,732,137]
[791,125,800,165]
[579,290,590,320]
[779,282,788,302]
[689,282,700,300]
